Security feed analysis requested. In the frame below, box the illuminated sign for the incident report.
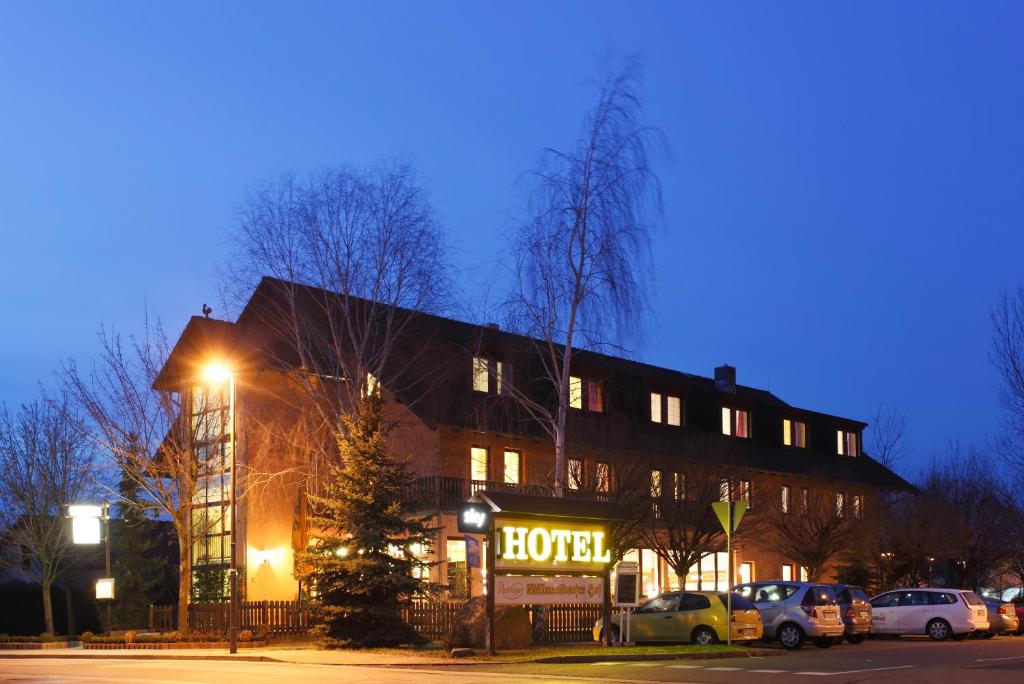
[494,575,603,605]
[456,502,491,533]
[95,578,115,600]
[494,518,611,572]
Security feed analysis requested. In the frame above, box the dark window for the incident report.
[930,592,957,605]
[961,591,983,606]
[896,591,930,607]
[803,586,837,607]
[678,593,712,611]
[719,593,754,610]
[840,587,870,603]
[871,593,899,608]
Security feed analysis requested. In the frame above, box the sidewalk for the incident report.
[0,643,780,666]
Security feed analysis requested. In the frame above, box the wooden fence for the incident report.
[150,599,599,643]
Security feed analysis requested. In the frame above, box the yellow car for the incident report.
[593,591,763,645]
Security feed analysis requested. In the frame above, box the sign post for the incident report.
[711,500,748,646]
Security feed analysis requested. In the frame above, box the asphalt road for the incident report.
[2,637,1023,683]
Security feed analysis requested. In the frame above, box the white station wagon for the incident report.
[869,588,989,640]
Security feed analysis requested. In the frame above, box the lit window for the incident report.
[835,492,845,517]
[738,480,751,507]
[719,479,730,501]
[800,487,809,515]
[781,485,791,513]
[503,450,520,484]
[667,396,681,426]
[472,357,489,392]
[651,392,662,423]
[470,447,488,482]
[799,567,809,582]
[852,494,863,519]
[739,561,754,584]
[781,564,794,582]
[838,430,859,456]
[650,470,662,498]
[567,458,584,490]
[496,361,509,395]
[596,462,610,493]
[722,407,750,438]
[783,419,807,448]
[587,381,604,412]
[569,376,583,409]
[674,472,685,500]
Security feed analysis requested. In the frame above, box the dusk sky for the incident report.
[1,1,1021,479]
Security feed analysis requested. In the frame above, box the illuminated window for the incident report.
[496,361,508,395]
[835,492,846,517]
[503,450,520,484]
[472,357,489,392]
[739,561,753,585]
[781,485,791,514]
[596,462,610,492]
[470,447,489,482]
[569,376,583,409]
[800,567,809,582]
[667,396,681,426]
[800,487,809,515]
[838,430,859,456]
[189,384,232,599]
[722,407,750,438]
[737,479,751,508]
[650,470,662,498]
[719,478,730,501]
[567,458,584,490]
[650,392,662,423]
[852,494,864,519]
[783,419,807,448]
[674,472,685,500]
[587,381,604,412]
[781,564,795,582]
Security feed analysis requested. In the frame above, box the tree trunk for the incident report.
[41,582,54,634]
[553,415,566,497]
[178,533,190,635]
[64,584,76,635]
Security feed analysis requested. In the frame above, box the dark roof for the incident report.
[153,316,240,390]
[473,490,630,521]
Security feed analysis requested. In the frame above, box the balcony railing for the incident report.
[401,476,607,511]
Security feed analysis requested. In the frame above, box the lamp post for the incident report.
[203,363,238,655]
[68,503,113,635]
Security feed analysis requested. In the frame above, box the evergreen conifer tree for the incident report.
[298,392,433,647]
[111,463,167,628]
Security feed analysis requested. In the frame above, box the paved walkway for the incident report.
[0,646,454,665]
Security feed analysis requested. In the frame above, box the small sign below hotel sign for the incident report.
[456,501,491,534]
[494,517,612,573]
[494,574,603,606]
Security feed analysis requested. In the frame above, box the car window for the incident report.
[895,591,929,607]
[871,593,899,608]
[961,591,984,606]
[929,592,957,605]
[847,588,870,602]
[719,593,755,610]
[678,594,711,611]
[637,595,679,613]
[803,586,837,606]
[750,584,797,603]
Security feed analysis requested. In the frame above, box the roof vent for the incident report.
[715,364,736,393]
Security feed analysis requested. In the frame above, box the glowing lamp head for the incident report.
[202,363,232,385]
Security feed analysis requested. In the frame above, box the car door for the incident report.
[870,592,900,633]
[896,591,931,633]
[629,594,680,642]
[671,593,712,641]
[750,584,790,638]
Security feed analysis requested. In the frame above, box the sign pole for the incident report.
[726,504,732,647]
[485,528,495,656]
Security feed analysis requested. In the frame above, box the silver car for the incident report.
[735,581,845,649]
[981,598,1020,637]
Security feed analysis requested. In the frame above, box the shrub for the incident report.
[123,631,135,644]
[237,629,254,642]
[39,632,55,643]
[80,631,95,643]
[254,624,271,640]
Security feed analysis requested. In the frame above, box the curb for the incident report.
[0,653,283,663]
[533,648,783,664]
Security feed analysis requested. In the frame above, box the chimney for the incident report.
[486,322,500,331]
[715,364,736,393]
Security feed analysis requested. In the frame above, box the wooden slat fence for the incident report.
[149,601,311,634]
[532,604,603,643]
[400,597,463,642]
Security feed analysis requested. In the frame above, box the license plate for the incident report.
[742,628,756,635]
[859,611,869,619]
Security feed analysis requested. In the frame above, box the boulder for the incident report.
[444,598,533,650]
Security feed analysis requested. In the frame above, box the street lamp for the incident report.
[68,503,113,635]
[202,362,238,655]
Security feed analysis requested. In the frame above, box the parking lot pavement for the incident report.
[442,636,1024,683]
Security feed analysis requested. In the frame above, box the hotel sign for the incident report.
[494,574,603,606]
[494,518,611,573]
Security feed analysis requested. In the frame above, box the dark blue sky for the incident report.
[2,2,1021,478]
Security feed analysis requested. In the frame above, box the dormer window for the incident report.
[783,419,807,448]
[722,407,750,438]
[569,376,603,412]
[651,392,682,425]
[472,356,511,394]
[837,429,859,456]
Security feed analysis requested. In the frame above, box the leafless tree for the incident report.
[0,395,95,634]
[991,283,1024,472]
[755,485,860,582]
[867,404,910,471]
[64,325,197,633]
[502,56,665,495]
[222,160,457,492]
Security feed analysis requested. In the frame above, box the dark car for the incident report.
[831,584,872,644]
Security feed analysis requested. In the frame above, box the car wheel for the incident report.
[813,636,834,649]
[951,633,969,641]
[691,626,718,646]
[845,633,866,645]
[982,632,996,639]
[927,619,951,641]
[778,623,805,650]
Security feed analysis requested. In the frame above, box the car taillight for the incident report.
[846,607,855,620]
[1002,605,1014,616]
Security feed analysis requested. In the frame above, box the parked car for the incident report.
[592,591,762,644]
[734,582,844,650]
[831,584,873,644]
[979,598,1019,637]
[869,588,989,641]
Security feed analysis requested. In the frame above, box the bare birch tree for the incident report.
[64,325,197,634]
[866,404,910,471]
[991,283,1024,472]
[0,395,95,634]
[503,57,665,495]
